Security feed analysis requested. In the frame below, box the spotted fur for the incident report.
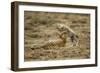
[57,24,79,47]
[31,32,67,50]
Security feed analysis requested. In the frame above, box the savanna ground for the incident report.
[24,11,90,61]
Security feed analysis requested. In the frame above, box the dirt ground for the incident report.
[24,11,90,61]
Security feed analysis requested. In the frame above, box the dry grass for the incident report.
[24,11,90,61]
